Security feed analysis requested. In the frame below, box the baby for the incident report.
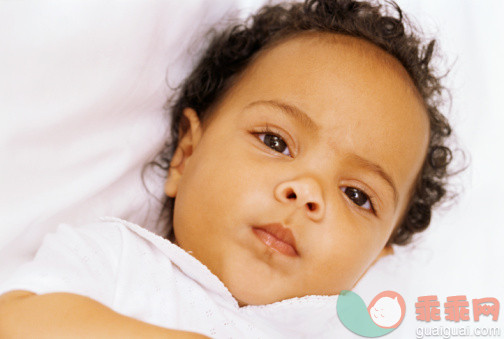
[0,0,454,337]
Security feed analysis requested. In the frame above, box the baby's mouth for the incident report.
[252,223,298,257]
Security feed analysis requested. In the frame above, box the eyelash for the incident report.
[252,126,377,215]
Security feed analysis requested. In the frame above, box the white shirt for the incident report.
[0,217,344,338]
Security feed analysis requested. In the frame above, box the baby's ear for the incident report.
[164,108,202,197]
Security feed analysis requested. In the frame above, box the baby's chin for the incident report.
[225,275,305,307]
[228,283,291,307]
[234,293,299,307]
[219,264,346,307]
[227,277,340,307]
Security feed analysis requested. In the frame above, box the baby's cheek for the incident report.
[312,234,382,291]
[302,254,353,294]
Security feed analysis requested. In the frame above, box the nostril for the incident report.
[286,189,297,200]
[307,202,316,211]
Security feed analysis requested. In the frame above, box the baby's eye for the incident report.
[258,133,291,156]
[341,186,373,212]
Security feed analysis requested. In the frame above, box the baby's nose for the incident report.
[274,177,325,221]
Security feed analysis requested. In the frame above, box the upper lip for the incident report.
[253,223,298,255]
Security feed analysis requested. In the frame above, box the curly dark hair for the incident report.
[146,0,455,245]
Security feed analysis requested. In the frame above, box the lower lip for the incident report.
[252,228,298,257]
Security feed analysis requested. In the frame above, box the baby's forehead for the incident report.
[254,32,421,100]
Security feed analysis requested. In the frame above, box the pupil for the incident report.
[265,134,287,153]
[346,188,367,206]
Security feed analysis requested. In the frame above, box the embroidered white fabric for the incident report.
[0,217,345,338]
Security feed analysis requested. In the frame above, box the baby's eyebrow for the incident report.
[344,154,399,209]
[245,100,320,133]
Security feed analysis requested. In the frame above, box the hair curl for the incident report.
[147,0,456,245]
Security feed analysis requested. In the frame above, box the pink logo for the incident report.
[367,291,406,329]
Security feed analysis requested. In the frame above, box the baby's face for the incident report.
[166,33,429,306]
